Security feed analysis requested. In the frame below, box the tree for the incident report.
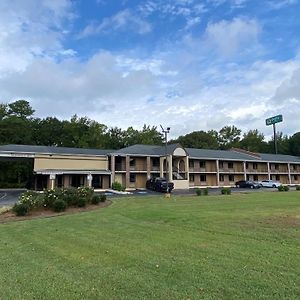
[8,100,35,119]
[218,125,241,149]
[174,130,219,149]
[240,130,269,153]
[268,132,290,154]
[0,103,8,121]
[289,132,300,156]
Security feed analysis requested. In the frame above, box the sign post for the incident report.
[265,114,283,154]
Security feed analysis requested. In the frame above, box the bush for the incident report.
[221,187,231,195]
[91,195,101,205]
[78,187,94,203]
[203,188,209,196]
[99,194,106,202]
[13,203,29,216]
[52,199,67,212]
[77,197,87,207]
[195,188,202,196]
[278,185,289,192]
[62,188,80,206]
[18,191,44,210]
[296,185,300,191]
[112,181,125,191]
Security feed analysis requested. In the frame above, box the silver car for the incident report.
[259,180,281,188]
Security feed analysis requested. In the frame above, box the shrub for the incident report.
[62,188,80,206]
[52,199,67,212]
[296,185,300,191]
[78,187,94,203]
[13,203,29,216]
[99,194,106,202]
[77,197,87,207]
[221,187,231,195]
[195,188,202,196]
[203,188,209,196]
[18,191,44,210]
[278,185,289,192]
[112,181,125,191]
[91,195,101,205]
[43,189,60,208]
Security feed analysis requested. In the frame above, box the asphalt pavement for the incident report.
[0,186,297,207]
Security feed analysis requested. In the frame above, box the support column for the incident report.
[267,162,271,180]
[168,155,172,181]
[146,156,151,179]
[111,155,115,185]
[125,155,130,188]
[160,157,164,177]
[87,174,93,187]
[216,160,220,186]
[288,163,291,184]
[185,157,189,181]
[243,161,247,180]
[49,174,56,190]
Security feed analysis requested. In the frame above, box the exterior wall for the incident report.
[173,179,189,189]
[246,162,268,173]
[34,154,108,171]
[102,175,110,189]
[219,161,244,173]
[115,174,125,186]
[219,174,244,186]
[133,174,147,189]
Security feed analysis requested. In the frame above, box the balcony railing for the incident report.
[115,163,160,172]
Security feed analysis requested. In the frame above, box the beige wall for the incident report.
[34,154,108,171]
[114,174,125,186]
[172,179,189,189]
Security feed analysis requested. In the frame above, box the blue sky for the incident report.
[0,0,300,138]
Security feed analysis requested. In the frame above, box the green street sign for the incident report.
[265,114,283,126]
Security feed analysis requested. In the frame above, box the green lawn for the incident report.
[0,192,299,299]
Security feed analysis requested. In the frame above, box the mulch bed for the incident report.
[0,200,112,223]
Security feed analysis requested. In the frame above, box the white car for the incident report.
[259,180,281,188]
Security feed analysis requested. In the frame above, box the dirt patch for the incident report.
[262,215,300,228]
[0,200,112,224]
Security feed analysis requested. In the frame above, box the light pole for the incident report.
[160,125,170,191]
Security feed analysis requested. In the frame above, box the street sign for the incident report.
[265,114,283,126]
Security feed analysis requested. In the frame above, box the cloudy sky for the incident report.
[0,0,299,138]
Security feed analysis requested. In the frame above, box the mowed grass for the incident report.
[0,192,299,300]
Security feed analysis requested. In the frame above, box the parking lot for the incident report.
[0,186,298,207]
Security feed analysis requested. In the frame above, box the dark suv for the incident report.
[235,180,261,189]
[146,177,174,193]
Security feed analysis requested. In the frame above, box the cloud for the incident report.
[0,0,74,74]
[268,0,298,9]
[78,9,152,38]
[272,68,300,103]
[204,18,261,56]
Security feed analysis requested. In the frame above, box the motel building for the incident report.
[0,144,300,190]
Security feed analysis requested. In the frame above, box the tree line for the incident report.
[0,100,299,155]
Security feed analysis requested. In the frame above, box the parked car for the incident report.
[235,180,261,189]
[146,177,174,193]
[259,180,281,188]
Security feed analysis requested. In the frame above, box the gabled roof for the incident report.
[0,144,111,156]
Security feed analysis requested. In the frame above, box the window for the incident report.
[275,164,279,170]
[200,161,206,168]
[130,159,135,167]
[130,174,136,183]
[200,174,206,182]
[253,175,258,181]
[276,175,280,181]
[294,175,298,181]
[189,174,194,182]
[219,161,223,168]
[152,158,160,167]
[228,162,234,169]
[189,160,194,168]
[219,174,224,182]
[229,174,234,182]
[253,163,258,170]
[246,162,249,169]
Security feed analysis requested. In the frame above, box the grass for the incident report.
[0,192,299,299]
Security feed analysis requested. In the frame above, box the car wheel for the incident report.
[250,185,254,189]
[236,184,240,188]
[272,184,276,188]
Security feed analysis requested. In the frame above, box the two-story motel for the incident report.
[0,144,299,190]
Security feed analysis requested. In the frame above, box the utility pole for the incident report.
[160,125,170,191]
[265,114,282,155]
[273,123,278,154]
